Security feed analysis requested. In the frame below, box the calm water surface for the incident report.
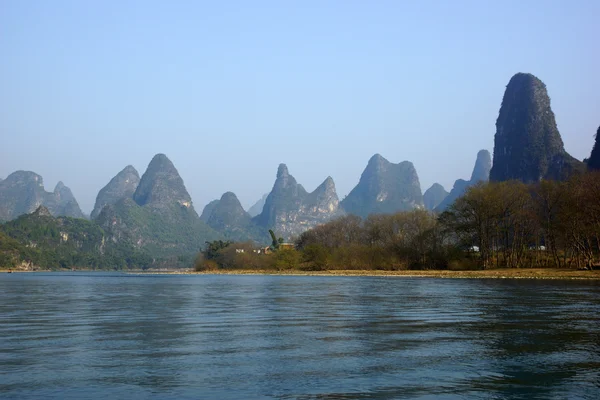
[0,273,599,399]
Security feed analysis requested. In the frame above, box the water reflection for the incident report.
[0,273,598,399]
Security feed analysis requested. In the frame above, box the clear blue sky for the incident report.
[1,0,599,214]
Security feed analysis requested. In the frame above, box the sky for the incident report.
[1,0,599,214]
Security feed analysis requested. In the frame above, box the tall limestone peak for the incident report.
[588,126,600,171]
[423,183,449,211]
[0,171,84,221]
[133,154,194,211]
[255,165,341,240]
[49,182,85,219]
[470,150,492,183]
[95,155,215,258]
[270,163,307,197]
[91,165,140,219]
[341,154,424,218]
[490,73,583,182]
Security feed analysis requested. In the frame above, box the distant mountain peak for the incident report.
[255,164,341,239]
[277,163,289,178]
[133,153,194,211]
[247,193,269,217]
[91,165,141,220]
[322,176,335,188]
[470,149,492,183]
[0,170,84,221]
[435,149,492,212]
[341,154,423,218]
[423,183,448,211]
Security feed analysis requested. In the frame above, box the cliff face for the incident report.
[91,165,140,219]
[341,154,424,218]
[0,171,84,221]
[423,183,448,211]
[435,150,491,212]
[490,73,584,182]
[254,164,342,240]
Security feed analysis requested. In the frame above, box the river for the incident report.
[1,273,599,399]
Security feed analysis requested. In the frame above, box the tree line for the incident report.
[196,172,600,271]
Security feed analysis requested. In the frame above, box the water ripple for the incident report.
[0,273,599,399]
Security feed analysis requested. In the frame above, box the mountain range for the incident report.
[1,72,597,268]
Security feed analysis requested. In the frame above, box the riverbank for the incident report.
[150,268,600,280]
[3,267,599,280]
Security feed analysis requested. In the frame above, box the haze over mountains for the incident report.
[0,172,84,222]
[1,72,598,261]
[434,150,492,212]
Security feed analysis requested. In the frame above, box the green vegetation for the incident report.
[0,209,152,270]
[96,198,217,259]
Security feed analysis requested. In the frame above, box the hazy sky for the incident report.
[1,1,599,214]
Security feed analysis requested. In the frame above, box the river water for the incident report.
[0,273,599,399]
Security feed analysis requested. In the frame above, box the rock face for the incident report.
[0,171,84,221]
[435,150,491,212]
[254,164,342,240]
[588,126,600,171]
[341,154,423,218]
[95,154,216,257]
[91,165,140,219]
[490,73,584,182]
[247,193,268,217]
[423,183,449,211]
